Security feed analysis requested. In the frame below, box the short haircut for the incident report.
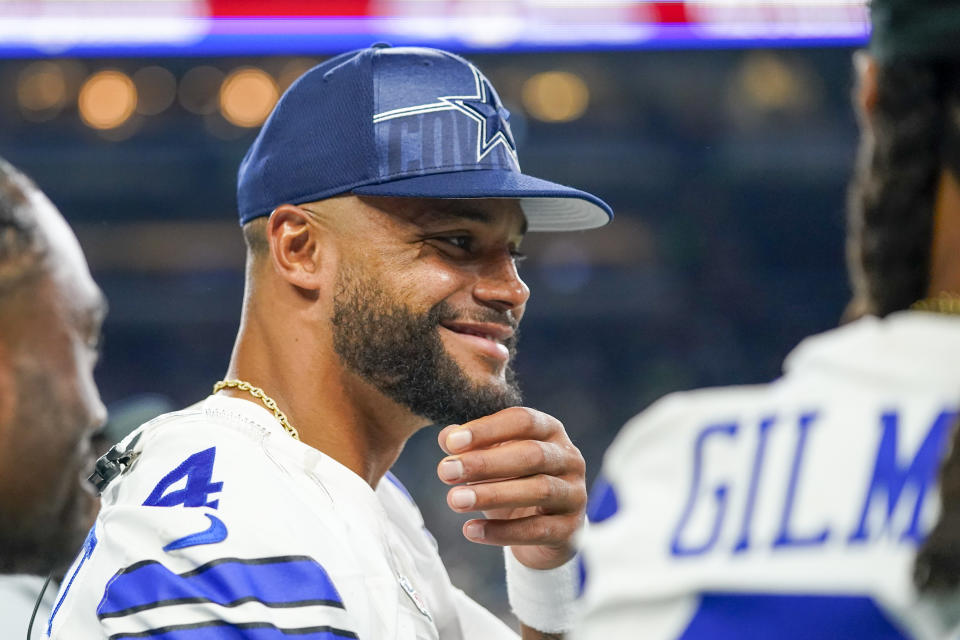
[241,217,269,259]
[0,157,46,297]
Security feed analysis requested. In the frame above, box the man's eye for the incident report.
[437,236,473,252]
[510,250,527,263]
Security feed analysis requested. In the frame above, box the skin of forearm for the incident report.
[521,624,564,640]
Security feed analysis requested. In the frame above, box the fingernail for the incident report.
[446,429,472,452]
[450,488,476,509]
[465,521,485,540]
[438,459,463,482]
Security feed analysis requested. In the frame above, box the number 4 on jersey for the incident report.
[143,447,223,509]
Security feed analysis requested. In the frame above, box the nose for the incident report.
[472,250,530,313]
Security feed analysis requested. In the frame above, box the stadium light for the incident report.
[522,71,590,123]
[219,67,278,128]
[78,70,137,130]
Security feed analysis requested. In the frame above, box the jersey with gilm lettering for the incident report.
[576,312,960,640]
[45,395,518,640]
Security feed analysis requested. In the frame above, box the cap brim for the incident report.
[351,169,612,232]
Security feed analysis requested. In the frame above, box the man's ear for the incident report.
[266,204,328,292]
[853,50,878,130]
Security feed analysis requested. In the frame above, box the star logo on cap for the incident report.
[372,64,519,169]
[440,73,518,166]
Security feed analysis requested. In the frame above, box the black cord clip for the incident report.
[87,431,143,494]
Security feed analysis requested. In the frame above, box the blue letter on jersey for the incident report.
[773,412,831,549]
[587,475,620,524]
[849,408,956,544]
[143,447,223,509]
[671,422,738,556]
[733,416,776,554]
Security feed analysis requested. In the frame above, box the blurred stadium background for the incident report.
[0,0,867,623]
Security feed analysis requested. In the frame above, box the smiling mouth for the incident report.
[440,321,514,362]
[441,320,514,342]
[454,327,499,341]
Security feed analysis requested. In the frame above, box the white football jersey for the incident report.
[576,312,960,640]
[45,395,518,640]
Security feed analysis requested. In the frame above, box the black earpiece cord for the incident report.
[26,572,53,640]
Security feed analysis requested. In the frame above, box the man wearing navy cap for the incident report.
[47,46,612,639]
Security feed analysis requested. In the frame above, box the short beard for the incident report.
[0,363,95,576]
[0,489,92,576]
[331,266,522,426]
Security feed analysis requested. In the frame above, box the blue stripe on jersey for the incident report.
[384,471,415,504]
[48,524,98,635]
[576,556,587,597]
[107,621,358,640]
[97,556,344,619]
[678,593,909,639]
[586,475,619,524]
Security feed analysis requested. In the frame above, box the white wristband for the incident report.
[503,547,582,634]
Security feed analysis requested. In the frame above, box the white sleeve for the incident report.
[377,473,520,640]
[575,392,698,640]
[45,421,363,640]
[46,506,361,640]
[452,587,520,639]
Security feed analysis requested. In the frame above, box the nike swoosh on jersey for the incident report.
[163,513,228,552]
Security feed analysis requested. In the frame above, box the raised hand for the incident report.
[437,407,587,570]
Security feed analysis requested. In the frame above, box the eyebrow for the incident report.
[420,204,528,235]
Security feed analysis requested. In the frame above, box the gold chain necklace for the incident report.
[212,379,301,440]
[910,293,960,316]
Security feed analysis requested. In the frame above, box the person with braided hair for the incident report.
[576,2,960,638]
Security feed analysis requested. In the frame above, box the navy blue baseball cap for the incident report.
[237,45,613,232]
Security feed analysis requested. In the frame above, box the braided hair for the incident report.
[846,59,945,318]
[916,66,960,592]
[854,61,960,592]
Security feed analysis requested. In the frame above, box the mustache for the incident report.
[431,301,520,348]
[432,301,518,330]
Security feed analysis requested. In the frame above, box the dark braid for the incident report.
[847,60,960,592]
[847,59,944,317]
[0,157,45,297]
[906,64,960,593]
[916,421,960,591]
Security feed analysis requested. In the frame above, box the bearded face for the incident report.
[331,263,522,426]
[0,358,98,575]
[0,235,105,576]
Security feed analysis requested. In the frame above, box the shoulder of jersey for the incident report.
[46,406,361,640]
[100,404,351,555]
[605,384,770,476]
[103,405,283,508]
